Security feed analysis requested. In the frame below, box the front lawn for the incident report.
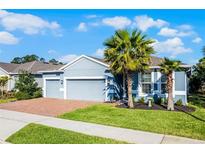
[0,98,16,104]
[59,104,205,141]
[6,123,126,144]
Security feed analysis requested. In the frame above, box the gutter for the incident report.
[38,70,64,74]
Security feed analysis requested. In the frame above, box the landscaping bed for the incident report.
[6,123,126,144]
[59,104,205,141]
[116,103,196,113]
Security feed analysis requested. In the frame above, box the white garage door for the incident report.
[45,79,61,98]
[66,79,105,102]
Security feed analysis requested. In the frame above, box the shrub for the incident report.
[15,70,42,100]
[33,89,42,98]
[175,99,183,106]
[155,97,162,105]
[138,97,145,104]
[15,92,32,100]
[161,97,168,105]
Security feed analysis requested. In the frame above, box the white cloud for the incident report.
[93,48,104,57]
[0,31,19,45]
[0,10,60,35]
[158,27,178,37]
[177,24,192,31]
[134,15,168,32]
[192,37,202,44]
[76,22,87,32]
[158,27,194,37]
[102,16,131,29]
[153,37,192,58]
[59,54,78,63]
[85,15,98,19]
[47,49,57,54]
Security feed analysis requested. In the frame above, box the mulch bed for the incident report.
[116,102,196,113]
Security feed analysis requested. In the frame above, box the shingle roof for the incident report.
[89,56,165,66]
[0,62,20,73]
[0,61,64,74]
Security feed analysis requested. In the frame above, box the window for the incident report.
[161,83,167,94]
[141,73,152,94]
[154,83,158,90]
[142,84,151,93]
[141,73,151,82]
[161,74,167,94]
[161,74,167,82]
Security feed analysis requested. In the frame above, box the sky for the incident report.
[0,9,204,64]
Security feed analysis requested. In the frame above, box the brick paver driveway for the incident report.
[0,98,95,117]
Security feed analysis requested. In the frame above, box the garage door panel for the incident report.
[46,79,61,98]
[66,79,105,101]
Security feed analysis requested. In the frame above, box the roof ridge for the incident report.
[27,61,36,71]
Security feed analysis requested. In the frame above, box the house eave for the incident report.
[0,67,9,74]
[38,70,64,74]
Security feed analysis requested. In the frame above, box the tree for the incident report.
[22,54,39,63]
[160,58,181,111]
[40,58,46,63]
[190,57,205,94]
[104,29,155,108]
[11,57,22,64]
[11,54,39,64]
[49,58,59,65]
[15,70,42,100]
[11,54,64,65]
[0,76,10,97]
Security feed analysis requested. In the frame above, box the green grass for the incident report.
[0,98,16,104]
[6,123,126,144]
[188,94,205,108]
[59,104,205,141]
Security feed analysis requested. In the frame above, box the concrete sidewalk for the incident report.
[0,109,205,144]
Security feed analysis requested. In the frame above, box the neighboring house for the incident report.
[40,55,191,105]
[0,61,63,91]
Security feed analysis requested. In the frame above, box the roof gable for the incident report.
[60,55,109,70]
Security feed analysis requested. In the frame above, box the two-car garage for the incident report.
[43,55,110,102]
[45,78,106,102]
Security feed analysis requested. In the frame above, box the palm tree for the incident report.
[160,58,181,111]
[104,29,155,108]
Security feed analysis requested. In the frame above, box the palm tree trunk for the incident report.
[167,72,174,111]
[127,73,134,108]
[122,73,126,100]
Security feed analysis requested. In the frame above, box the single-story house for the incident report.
[40,55,191,105]
[0,61,63,91]
[0,55,191,105]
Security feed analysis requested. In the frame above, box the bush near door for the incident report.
[14,70,42,100]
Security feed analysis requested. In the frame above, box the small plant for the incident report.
[138,97,145,104]
[155,97,162,105]
[0,76,10,97]
[33,89,42,98]
[15,91,32,100]
[175,99,183,106]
